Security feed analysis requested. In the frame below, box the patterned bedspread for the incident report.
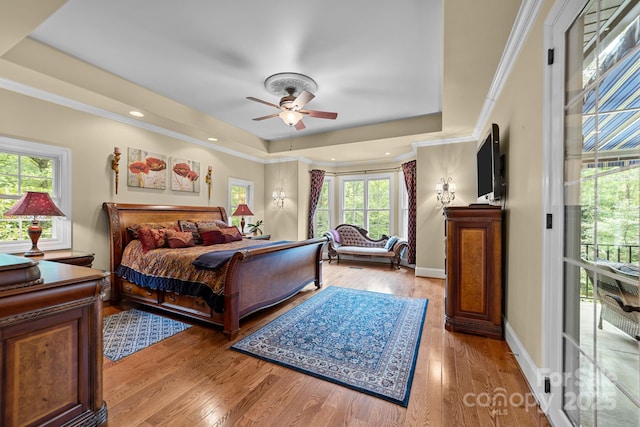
[116,239,271,311]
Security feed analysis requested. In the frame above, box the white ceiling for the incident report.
[29,0,443,147]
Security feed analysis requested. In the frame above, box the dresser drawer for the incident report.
[161,292,212,317]
[121,281,159,303]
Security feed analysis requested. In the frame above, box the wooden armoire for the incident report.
[444,205,503,339]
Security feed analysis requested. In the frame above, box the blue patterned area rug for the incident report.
[103,309,192,361]
[231,286,428,406]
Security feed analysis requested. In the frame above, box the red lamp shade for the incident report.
[4,191,66,257]
[231,203,253,233]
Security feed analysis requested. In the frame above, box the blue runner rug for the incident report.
[232,286,428,406]
[103,309,192,361]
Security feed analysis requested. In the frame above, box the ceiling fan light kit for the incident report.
[247,72,337,130]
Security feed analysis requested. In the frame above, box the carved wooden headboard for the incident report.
[102,202,228,274]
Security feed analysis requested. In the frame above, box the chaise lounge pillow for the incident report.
[385,236,398,251]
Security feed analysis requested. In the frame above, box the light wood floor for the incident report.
[102,261,551,426]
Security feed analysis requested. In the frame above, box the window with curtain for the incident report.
[339,173,393,239]
[398,177,408,239]
[313,177,333,236]
[228,178,253,228]
[0,137,71,253]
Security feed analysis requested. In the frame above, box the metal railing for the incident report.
[581,243,639,264]
[579,243,639,300]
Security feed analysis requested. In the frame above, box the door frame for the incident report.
[542,0,586,425]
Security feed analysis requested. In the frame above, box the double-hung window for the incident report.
[0,137,71,253]
[228,178,254,228]
[339,173,394,239]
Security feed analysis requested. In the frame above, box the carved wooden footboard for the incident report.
[103,202,327,339]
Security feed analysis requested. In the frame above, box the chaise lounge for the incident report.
[583,258,639,340]
[324,224,408,270]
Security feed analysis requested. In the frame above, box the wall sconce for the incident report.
[272,188,286,208]
[205,165,212,201]
[435,177,456,206]
[112,146,121,195]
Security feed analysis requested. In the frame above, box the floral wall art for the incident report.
[171,158,200,192]
[127,147,167,189]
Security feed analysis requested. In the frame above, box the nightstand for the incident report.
[245,234,271,240]
[22,250,95,268]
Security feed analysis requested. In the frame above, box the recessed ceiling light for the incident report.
[207,137,218,142]
[129,110,144,117]
[385,152,390,155]
[331,157,336,161]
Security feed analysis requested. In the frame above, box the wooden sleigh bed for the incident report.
[103,203,327,339]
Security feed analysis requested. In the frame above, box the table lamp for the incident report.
[232,203,253,233]
[4,191,66,256]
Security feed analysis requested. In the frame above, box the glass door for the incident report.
[562,1,639,425]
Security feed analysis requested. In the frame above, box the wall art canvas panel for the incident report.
[127,148,167,189]
[171,158,200,192]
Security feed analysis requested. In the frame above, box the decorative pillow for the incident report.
[213,219,229,228]
[137,228,169,253]
[201,230,225,246]
[178,220,202,244]
[166,230,196,248]
[385,236,399,251]
[128,221,178,239]
[196,220,221,234]
[219,226,243,243]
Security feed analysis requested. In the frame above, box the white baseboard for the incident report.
[415,267,445,279]
[504,319,555,422]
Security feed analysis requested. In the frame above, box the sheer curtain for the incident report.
[402,160,416,264]
[307,169,325,238]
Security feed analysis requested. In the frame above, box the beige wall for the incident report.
[416,141,477,275]
[0,88,265,272]
[264,161,301,241]
[480,0,554,366]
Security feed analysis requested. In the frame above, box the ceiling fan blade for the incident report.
[295,120,306,131]
[292,90,315,110]
[246,96,280,109]
[252,113,280,121]
[302,110,338,120]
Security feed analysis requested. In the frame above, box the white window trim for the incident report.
[338,172,395,235]
[313,176,334,233]
[227,177,254,224]
[0,136,72,253]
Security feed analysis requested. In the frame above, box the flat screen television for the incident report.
[477,123,502,202]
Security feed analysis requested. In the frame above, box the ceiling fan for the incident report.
[247,72,338,131]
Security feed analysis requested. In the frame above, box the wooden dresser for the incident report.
[0,254,107,426]
[444,205,503,339]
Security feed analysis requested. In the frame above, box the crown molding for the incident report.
[474,0,545,137]
[0,76,267,163]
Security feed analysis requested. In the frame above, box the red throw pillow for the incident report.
[220,226,243,243]
[201,230,225,246]
[137,228,168,253]
[166,230,196,248]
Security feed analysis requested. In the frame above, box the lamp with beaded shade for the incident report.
[4,191,66,256]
